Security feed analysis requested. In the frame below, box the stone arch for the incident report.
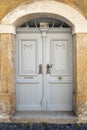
[0,0,87,34]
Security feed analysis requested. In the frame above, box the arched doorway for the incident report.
[0,0,87,118]
[16,16,73,111]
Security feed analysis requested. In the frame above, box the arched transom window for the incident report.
[20,17,70,28]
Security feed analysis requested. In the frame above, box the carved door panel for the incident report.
[46,32,73,111]
[16,32,43,111]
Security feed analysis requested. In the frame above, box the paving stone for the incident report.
[0,123,87,130]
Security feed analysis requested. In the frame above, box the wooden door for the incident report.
[16,31,43,110]
[46,29,73,111]
[16,28,73,111]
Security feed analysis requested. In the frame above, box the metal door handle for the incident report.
[58,76,63,80]
[46,64,53,74]
[39,64,43,74]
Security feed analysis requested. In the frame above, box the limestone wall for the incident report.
[0,0,87,20]
[0,34,15,117]
[73,33,87,122]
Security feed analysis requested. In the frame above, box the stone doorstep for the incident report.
[1,111,87,124]
[10,111,78,124]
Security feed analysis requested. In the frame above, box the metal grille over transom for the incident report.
[20,17,70,28]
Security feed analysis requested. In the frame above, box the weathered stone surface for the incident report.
[0,34,15,93]
[0,93,15,116]
[0,34,15,119]
[74,34,87,117]
[0,0,87,21]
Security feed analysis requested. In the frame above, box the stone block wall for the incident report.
[0,34,15,117]
[73,34,87,122]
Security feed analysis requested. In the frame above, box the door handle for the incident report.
[39,64,43,74]
[58,76,63,80]
[46,64,53,74]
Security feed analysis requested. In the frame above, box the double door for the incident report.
[16,28,73,111]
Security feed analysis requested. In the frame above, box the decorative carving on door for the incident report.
[50,39,70,75]
[19,39,38,75]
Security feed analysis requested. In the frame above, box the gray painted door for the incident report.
[16,28,73,111]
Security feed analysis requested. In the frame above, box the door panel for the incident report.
[46,32,73,111]
[19,40,37,75]
[47,82,73,110]
[51,40,69,75]
[16,83,42,110]
[16,32,42,111]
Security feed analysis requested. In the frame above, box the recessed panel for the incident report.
[47,83,73,111]
[16,83,42,110]
[51,39,70,75]
[19,40,37,75]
